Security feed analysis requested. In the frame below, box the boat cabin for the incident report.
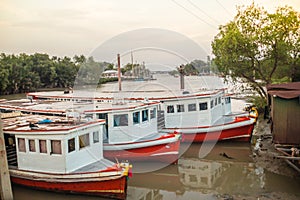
[2,114,106,173]
[159,90,231,128]
[84,101,160,144]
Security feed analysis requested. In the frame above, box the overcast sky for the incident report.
[1,0,299,65]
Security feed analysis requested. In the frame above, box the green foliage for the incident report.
[212,3,300,99]
[175,59,209,75]
[0,53,121,94]
[98,77,118,85]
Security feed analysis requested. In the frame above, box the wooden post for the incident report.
[117,54,122,92]
[0,119,14,200]
[179,65,185,90]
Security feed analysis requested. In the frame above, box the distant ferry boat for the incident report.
[2,114,131,199]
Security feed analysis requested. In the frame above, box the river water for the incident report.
[3,74,300,199]
[11,142,300,200]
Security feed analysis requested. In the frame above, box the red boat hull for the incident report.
[104,135,180,164]
[182,122,255,142]
[164,117,256,143]
[11,173,127,199]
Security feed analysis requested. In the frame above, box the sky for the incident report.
[1,0,299,68]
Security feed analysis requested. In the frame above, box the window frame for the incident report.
[167,105,174,113]
[68,138,76,153]
[199,102,208,111]
[79,133,90,150]
[113,114,129,127]
[133,111,140,124]
[18,138,26,152]
[39,140,47,154]
[93,131,99,143]
[29,139,36,152]
[51,140,62,155]
[177,104,185,113]
[188,103,197,112]
[142,109,149,122]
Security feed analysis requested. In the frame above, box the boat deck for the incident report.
[73,159,117,173]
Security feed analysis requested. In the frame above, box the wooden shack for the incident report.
[267,82,300,144]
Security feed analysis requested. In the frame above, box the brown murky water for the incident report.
[12,142,300,200]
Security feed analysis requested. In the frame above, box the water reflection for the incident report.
[12,142,300,200]
[178,158,229,189]
[127,142,300,200]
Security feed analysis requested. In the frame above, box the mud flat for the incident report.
[221,118,300,200]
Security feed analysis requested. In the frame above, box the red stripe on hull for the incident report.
[182,123,255,142]
[104,140,180,164]
[11,176,127,200]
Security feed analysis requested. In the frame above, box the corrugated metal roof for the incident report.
[267,82,300,99]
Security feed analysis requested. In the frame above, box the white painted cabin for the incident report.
[160,90,232,128]
[84,101,160,144]
[3,115,106,174]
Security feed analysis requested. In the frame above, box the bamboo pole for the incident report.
[276,155,300,160]
[284,159,300,173]
[0,119,14,200]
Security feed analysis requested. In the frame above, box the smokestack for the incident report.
[117,54,121,91]
[179,65,184,90]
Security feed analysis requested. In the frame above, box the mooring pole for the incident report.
[0,119,14,200]
[117,54,122,92]
[179,65,185,90]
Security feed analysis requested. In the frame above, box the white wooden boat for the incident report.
[2,114,131,199]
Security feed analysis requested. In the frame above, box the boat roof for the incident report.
[0,98,160,115]
[2,114,105,134]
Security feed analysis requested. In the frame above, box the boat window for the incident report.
[18,138,26,152]
[79,134,90,149]
[189,174,197,182]
[29,139,36,152]
[113,114,128,127]
[39,140,47,153]
[177,104,185,112]
[218,97,221,104]
[210,100,214,108]
[68,138,75,153]
[51,140,62,155]
[133,111,140,124]
[150,108,156,119]
[167,105,174,113]
[225,97,231,104]
[188,103,196,112]
[142,109,148,122]
[215,98,218,106]
[200,102,208,110]
[97,113,106,119]
[93,131,99,143]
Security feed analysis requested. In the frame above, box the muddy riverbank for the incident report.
[251,118,299,178]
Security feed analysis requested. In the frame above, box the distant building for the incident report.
[102,70,118,78]
[267,82,300,144]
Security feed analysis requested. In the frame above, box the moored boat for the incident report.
[158,90,257,142]
[2,114,131,199]
[15,74,258,144]
[83,100,181,163]
[0,99,181,163]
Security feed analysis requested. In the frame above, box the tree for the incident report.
[212,4,300,99]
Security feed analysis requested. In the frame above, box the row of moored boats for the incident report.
[0,86,258,199]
